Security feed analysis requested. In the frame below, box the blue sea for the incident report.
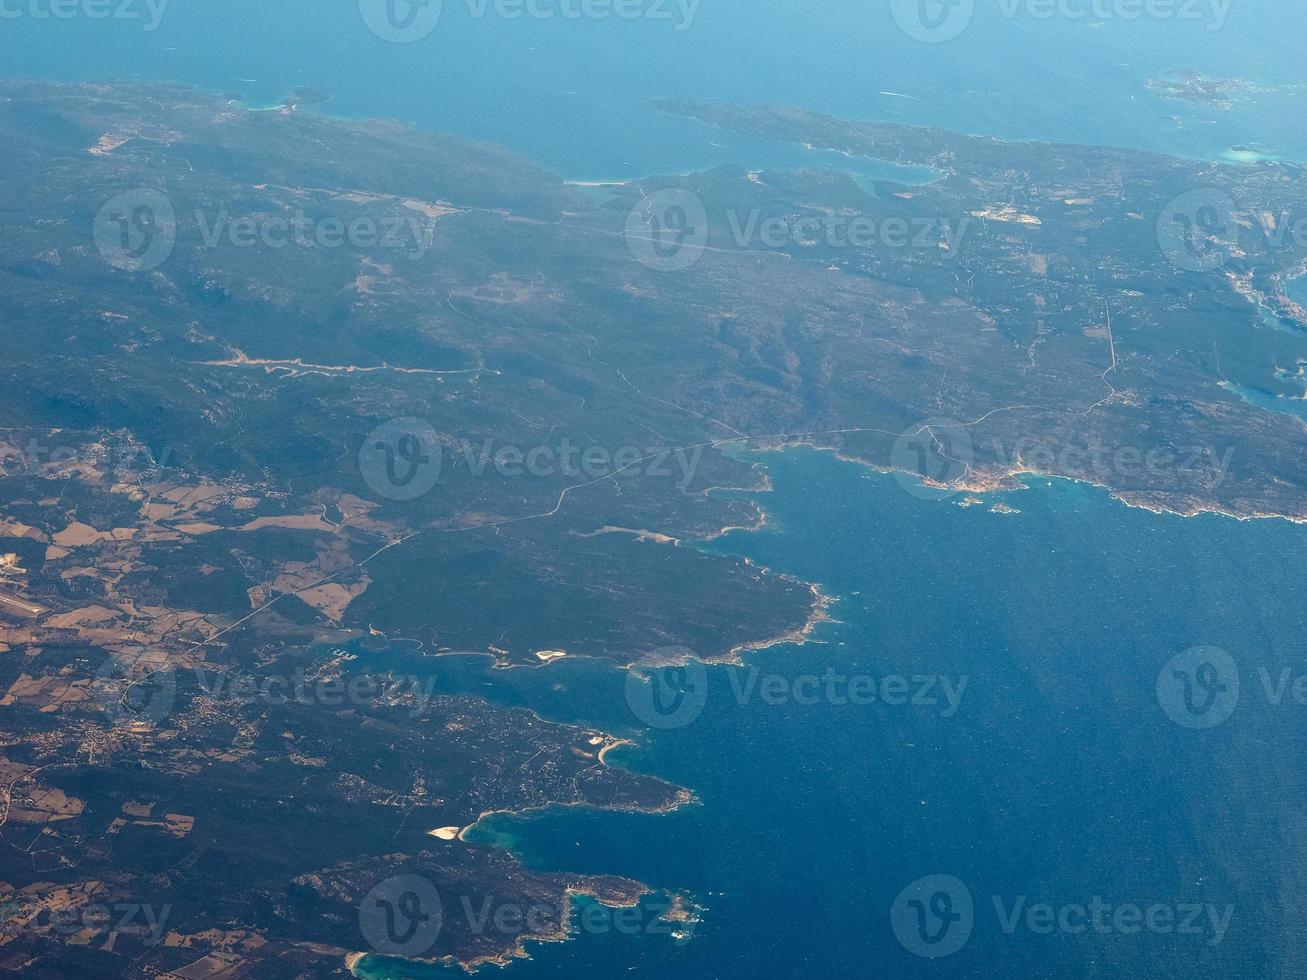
[4,0,1306,176]
[355,449,1307,977]
[6,3,1307,976]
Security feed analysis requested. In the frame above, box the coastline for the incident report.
[825,443,1307,527]
[349,882,700,977]
[353,438,1307,980]
[388,453,835,972]
[726,577,836,662]
[456,781,699,849]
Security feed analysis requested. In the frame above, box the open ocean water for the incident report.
[356,448,1307,977]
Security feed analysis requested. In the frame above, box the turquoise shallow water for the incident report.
[1224,276,1307,419]
[1289,277,1307,314]
[357,448,1307,978]
[1223,380,1307,423]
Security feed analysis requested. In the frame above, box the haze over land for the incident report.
[2,3,1307,977]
